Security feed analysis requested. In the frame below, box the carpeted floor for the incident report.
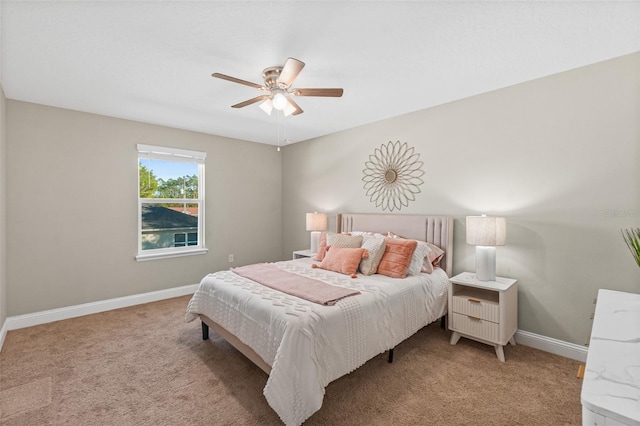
[0,295,583,425]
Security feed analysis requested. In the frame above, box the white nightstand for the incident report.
[448,271,518,362]
[292,249,315,260]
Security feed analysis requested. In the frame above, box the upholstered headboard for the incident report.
[336,213,454,277]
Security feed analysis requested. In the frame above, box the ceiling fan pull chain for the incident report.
[277,110,281,152]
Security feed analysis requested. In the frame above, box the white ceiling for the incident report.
[1,1,639,146]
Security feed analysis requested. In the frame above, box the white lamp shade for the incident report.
[259,99,274,115]
[306,212,328,231]
[466,216,506,246]
[272,92,288,110]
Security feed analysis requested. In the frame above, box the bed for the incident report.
[186,213,454,425]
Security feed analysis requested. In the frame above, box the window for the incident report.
[136,144,207,260]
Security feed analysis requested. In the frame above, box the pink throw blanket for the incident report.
[232,263,360,306]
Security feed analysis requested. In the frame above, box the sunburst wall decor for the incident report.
[362,140,424,212]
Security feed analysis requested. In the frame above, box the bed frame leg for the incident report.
[440,315,446,330]
[201,321,209,340]
[388,348,394,363]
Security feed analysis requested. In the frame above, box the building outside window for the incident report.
[174,232,198,247]
[136,144,207,260]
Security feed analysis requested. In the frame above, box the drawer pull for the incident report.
[468,298,482,303]
[467,315,482,321]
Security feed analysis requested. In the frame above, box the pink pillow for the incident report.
[314,232,328,261]
[376,238,417,278]
[387,232,445,274]
[312,246,368,278]
[422,243,445,273]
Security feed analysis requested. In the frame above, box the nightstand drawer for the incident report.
[451,290,499,322]
[451,312,499,342]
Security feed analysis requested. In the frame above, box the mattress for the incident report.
[186,258,449,425]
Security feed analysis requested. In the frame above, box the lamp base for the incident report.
[310,231,321,254]
[475,246,496,281]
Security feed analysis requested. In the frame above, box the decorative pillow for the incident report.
[359,235,386,275]
[314,233,361,261]
[422,243,445,273]
[349,231,376,237]
[376,238,417,278]
[407,241,433,275]
[312,246,368,278]
[387,232,445,274]
[314,232,329,261]
[327,233,362,248]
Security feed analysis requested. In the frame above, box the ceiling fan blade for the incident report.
[292,88,344,97]
[287,97,304,115]
[278,58,305,88]
[212,73,264,90]
[231,95,268,108]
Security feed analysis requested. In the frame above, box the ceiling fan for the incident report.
[212,57,343,117]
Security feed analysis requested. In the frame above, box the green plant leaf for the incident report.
[621,228,640,268]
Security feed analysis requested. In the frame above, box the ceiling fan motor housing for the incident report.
[262,66,286,89]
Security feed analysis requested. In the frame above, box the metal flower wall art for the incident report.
[362,140,424,212]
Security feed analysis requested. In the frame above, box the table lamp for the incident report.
[306,212,328,253]
[466,215,506,281]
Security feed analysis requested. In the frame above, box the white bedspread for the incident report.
[185,259,449,425]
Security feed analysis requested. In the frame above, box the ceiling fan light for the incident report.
[259,99,273,115]
[272,92,288,110]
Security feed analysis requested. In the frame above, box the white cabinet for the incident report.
[581,289,640,426]
[582,406,628,426]
[448,272,518,362]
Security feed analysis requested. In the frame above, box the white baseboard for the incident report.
[1,284,199,349]
[0,320,7,353]
[1,287,589,364]
[515,329,588,362]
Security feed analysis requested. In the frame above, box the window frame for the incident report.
[136,144,207,261]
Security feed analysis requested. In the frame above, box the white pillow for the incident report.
[327,233,363,248]
[407,241,433,276]
[359,235,386,275]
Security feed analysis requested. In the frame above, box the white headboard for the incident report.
[336,213,454,277]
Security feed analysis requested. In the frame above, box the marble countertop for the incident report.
[581,289,640,425]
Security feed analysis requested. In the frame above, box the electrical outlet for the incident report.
[228,254,234,263]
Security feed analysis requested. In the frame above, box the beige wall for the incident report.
[0,85,6,330]
[0,0,4,329]
[6,101,283,316]
[282,52,640,346]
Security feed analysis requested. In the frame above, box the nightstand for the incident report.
[292,249,315,260]
[448,271,518,362]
